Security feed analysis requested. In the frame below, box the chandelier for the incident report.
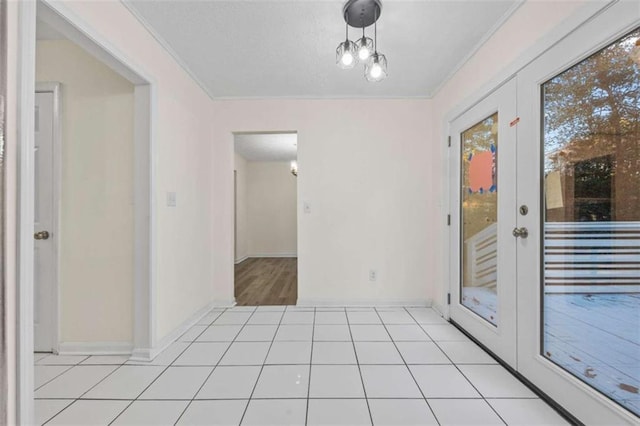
[336,0,387,82]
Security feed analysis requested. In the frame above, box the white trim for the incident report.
[297,298,431,308]
[121,0,524,102]
[212,299,237,308]
[234,256,248,265]
[37,0,157,360]
[442,0,615,311]
[129,302,214,362]
[442,1,614,125]
[431,300,448,320]
[18,1,157,423]
[34,81,62,355]
[57,341,133,356]
[247,254,297,258]
[119,0,216,101]
[428,0,525,98]
[17,2,37,424]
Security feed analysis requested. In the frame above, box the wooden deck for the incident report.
[234,257,297,306]
[544,293,640,415]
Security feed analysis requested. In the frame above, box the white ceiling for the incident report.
[124,0,518,99]
[235,133,298,162]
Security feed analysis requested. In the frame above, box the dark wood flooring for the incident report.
[234,257,297,306]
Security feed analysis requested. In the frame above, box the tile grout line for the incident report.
[33,364,75,392]
[41,357,131,425]
[303,307,316,426]
[388,307,442,425]
[171,307,258,425]
[237,307,287,425]
[104,307,227,426]
[403,307,509,426]
[345,307,375,425]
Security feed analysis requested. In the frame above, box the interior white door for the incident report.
[34,91,56,352]
[449,77,518,367]
[517,2,640,424]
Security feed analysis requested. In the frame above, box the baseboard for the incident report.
[129,301,215,362]
[248,254,298,258]
[234,256,249,264]
[431,300,449,319]
[57,341,133,356]
[296,298,431,307]
[212,299,236,308]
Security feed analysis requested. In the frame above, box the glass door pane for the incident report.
[449,77,517,367]
[542,27,640,417]
[461,113,499,326]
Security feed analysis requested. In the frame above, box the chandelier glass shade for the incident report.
[365,52,387,82]
[356,35,374,62]
[335,0,386,82]
[336,38,358,69]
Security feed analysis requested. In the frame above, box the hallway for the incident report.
[34,306,568,425]
[235,258,297,306]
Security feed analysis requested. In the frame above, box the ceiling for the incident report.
[124,0,518,99]
[235,133,298,162]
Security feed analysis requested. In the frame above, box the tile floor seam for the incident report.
[34,365,75,392]
[377,307,441,425]
[35,307,571,426]
[304,308,316,426]
[108,307,228,426]
[172,306,252,425]
[403,307,509,425]
[237,307,287,425]
[345,307,375,426]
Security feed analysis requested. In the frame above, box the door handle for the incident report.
[34,230,50,240]
[512,227,528,239]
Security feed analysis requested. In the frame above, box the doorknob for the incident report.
[34,230,50,240]
[512,227,528,239]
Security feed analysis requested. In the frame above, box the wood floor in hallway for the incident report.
[234,257,297,306]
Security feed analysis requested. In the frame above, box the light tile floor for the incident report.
[34,306,569,425]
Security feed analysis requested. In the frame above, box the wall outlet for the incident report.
[369,269,377,282]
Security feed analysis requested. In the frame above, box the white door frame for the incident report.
[16,1,157,423]
[516,2,640,423]
[443,1,638,423]
[34,81,61,354]
[448,77,518,368]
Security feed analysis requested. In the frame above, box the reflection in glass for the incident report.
[542,28,640,416]
[461,113,499,326]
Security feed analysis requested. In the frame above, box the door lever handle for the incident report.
[34,230,50,240]
[512,227,528,239]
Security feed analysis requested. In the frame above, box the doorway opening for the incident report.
[233,132,298,306]
[16,1,156,422]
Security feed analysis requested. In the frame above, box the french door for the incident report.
[451,2,639,423]
[449,77,518,368]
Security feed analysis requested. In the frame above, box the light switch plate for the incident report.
[303,201,311,214]
[167,191,177,207]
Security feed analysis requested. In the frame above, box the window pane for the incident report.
[461,113,499,326]
[542,28,640,416]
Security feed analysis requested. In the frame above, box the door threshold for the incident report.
[450,319,583,426]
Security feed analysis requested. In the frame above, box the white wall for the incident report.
[212,99,434,305]
[246,161,297,257]
[234,152,248,262]
[36,39,134,344]
[41,1,218,341]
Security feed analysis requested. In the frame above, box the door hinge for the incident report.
[447,136,451,147]
[447,214,451,226]
[447,293,451,305]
